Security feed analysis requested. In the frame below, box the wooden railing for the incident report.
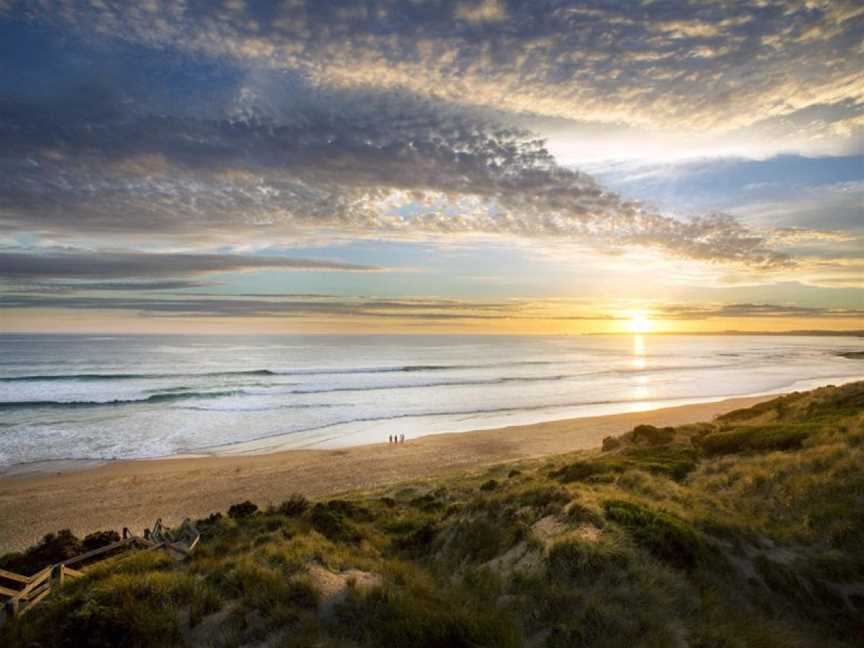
[0,519,200,624]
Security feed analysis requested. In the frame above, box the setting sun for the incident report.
[627,312,653,334]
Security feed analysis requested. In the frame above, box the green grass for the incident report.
[2,381,863,647]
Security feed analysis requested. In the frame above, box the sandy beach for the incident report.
[0,395,769,552]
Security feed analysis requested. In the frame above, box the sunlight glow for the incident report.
[627,312,653,334]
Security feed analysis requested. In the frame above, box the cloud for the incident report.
[2,280,214,293]
[0,64,787,267]
[657,302,864,320]
[4,0,861,137]
[0,294,540,320]
[3,291,861,323]
[0,251,378,279]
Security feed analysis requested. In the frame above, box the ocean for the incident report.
[1,334,862,472]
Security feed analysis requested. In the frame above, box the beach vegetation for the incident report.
[227,500,258,519]
[277,493,309,517]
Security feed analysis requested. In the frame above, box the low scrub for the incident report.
[551,445,698,483]
[309,503,364,544]
[603,500,707,570]
[696,424,813,456]
[331,582,521,648]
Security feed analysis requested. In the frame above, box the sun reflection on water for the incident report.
[631,334,646,369]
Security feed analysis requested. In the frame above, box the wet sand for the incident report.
[0,395,768,551]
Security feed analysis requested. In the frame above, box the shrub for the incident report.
[82,530,121,552]
[515,485,571,511]
[309,504,363,544]
[603,500,705,570]
[508,469,522,478]
[479,479,499,491]
[0,529,82,576]
[565,502,605,528]
[325,499,373,521]
[631,424,676,446]
[448,516,523,563]
[551,445,698,483]
[602,435,622,451]
[547,539,627,582]
[696,424,813,456]
[393,523,438,556]
[228,500,259,519]
[618,445,699,481]
[550,461,612,483]
[278,494,309,517]
[330,583,521,648]
[410,494,445,512]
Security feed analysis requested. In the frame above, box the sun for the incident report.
[627,311,653,334]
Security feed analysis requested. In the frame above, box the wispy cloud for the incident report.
[657,302,864,320]
[0,251,378,279]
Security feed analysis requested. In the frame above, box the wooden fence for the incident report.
[0,520,199,624]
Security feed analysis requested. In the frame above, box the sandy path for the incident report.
[0,396,767,551]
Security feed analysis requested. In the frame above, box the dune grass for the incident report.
[2,381,863,647]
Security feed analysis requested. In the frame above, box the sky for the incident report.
[0,0,862,335]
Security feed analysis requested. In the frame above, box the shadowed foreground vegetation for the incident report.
[2,381,864,647]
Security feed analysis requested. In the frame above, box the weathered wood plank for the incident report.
[0,584,20,598]
[19,568,51,597]
[61,538,133,567]
[62,566,84,579]
[22,582,49,601]
[19,587,50,614]
[0,568,29,584]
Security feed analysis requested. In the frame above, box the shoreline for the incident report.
[0,395,771,552]
[6,373,860,478]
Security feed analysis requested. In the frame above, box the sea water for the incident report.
[1,334,862,471]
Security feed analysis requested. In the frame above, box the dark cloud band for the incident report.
[0,252,377,279]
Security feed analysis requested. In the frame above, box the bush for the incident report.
[324,499,373,521]
[565,502,605,528]
[515,485,571,511]
[696,424,813,456]
[479,479,499,491]
[618,445,699,481]
[278,494,309,517]
[602,435,622,451]
[331,583,521,648]
[551,445,698,483]
[448,515,526,564]
[82,530,121,552]
[547,539,627,582]
[393,523,438,556]
[309,504,363,544]
[0,529,82,576]
[550,461,612,483]
[603,500,706,570]
[228,500,259,519]
[631,425,676,446]
[410,494,445,512]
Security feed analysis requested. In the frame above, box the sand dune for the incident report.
[0,396,768,552]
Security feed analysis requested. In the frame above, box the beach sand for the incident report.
[0,396,768,552]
